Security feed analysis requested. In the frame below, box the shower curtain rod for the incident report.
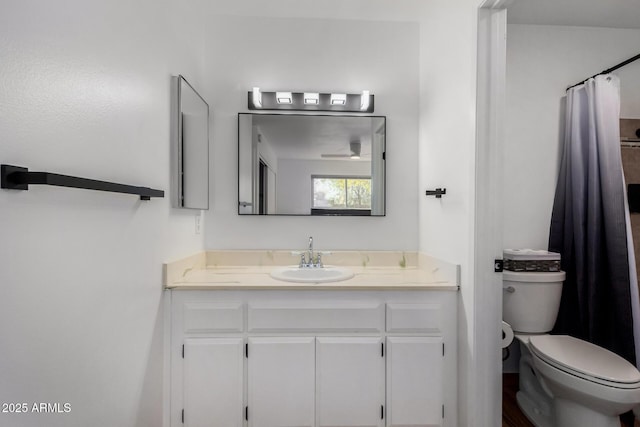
[566,52,640,91]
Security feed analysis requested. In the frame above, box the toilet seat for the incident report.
[529,335,640,389]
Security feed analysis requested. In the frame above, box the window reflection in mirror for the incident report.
[312,176,372,216]
[238,113,385,216]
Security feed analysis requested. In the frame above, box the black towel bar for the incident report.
[1,164,164,200]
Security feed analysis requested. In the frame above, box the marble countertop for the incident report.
[164,251,459,291]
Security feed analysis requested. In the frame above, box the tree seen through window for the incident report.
[312,177,371,209]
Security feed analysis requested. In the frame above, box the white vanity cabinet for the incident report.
[248,336,316,427]
[316,336,385,427]
[386,336,444,426]
[168,290,457,427]
[182,337,244,427]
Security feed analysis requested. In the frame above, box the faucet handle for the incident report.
[290,251,307,267]
[314,251,332,268]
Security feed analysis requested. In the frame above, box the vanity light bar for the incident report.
[248,88,374,113]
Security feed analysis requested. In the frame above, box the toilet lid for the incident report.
[529,335,640,386]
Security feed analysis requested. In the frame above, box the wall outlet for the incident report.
[195,213,201,235]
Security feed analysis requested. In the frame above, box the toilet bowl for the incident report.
[504,270,640,427]
[531,335,640,427]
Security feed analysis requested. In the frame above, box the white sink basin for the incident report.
[270,266,354,283]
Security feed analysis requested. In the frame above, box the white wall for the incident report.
[202,14,420,251]
[504,24,640,250]
[276,159,371,214]
[0,1,205,426]
[417,1,478,425]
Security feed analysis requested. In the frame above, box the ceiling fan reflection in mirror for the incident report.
[321,141,363,159]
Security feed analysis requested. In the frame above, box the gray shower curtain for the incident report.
[549,74,636,364]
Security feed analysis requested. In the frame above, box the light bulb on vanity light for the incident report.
[360,90,370,111]
[252,87,262,108]
[276,92,292,104]
[304,92,319,105]
[330,93,346,105]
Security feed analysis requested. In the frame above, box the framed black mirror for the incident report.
[171,75,209,210]
[238,113,386,216]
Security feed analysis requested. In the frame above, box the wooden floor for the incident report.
[502,373,534,427]
[502,373,640,427]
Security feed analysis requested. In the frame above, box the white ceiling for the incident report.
[253,115,383,160]
[508,0,640,29]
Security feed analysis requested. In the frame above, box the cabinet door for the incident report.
[386,337,444,427]
[183,337,244,427]
[248,337,315,427]
[316,337,384,427]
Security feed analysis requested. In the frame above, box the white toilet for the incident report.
[503,270,640,427]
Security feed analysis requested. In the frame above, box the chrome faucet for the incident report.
[308,236,314,266]
[294,236,324,268]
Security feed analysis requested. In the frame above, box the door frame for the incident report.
[474,0,509,425]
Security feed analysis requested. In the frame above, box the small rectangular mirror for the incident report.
[238,113,386,216]
[172,75,209,210]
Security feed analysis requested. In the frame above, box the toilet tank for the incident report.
[503,271,565,333]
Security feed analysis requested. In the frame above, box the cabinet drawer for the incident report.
[386,303,442,333]
[248,302,384,332]
[183,302,244,333]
